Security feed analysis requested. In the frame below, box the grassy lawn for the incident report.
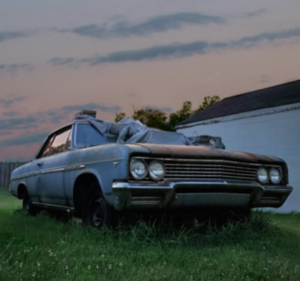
[0,188,300,281]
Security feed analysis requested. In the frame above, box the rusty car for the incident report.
[9,110,293,228]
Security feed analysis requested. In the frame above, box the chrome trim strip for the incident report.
[32,202,75,210]
[113,181,263,190]
[164,175,255,181]
[10,164,86,181]
[41,167,65,174]
[164,164,258,172]
[132,157,282,167]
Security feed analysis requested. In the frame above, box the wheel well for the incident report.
[17,184,27,199]
[73,173,100,217]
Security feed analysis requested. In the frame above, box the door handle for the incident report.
[37,162,43,167]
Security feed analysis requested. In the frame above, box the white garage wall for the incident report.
[178,108,300,213]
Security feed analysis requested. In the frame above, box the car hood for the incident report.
[126,143,284,165]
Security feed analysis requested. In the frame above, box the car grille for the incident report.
[163,160,258,182]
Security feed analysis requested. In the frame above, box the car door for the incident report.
[34,126,72,206]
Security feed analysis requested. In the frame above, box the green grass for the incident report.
[0,188,300,281]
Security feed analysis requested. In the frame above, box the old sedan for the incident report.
[9,111,293,228]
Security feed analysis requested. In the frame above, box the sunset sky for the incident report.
[1,0,300,161]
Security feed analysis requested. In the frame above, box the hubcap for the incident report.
[92,198,106,228]
[23,194,30,211]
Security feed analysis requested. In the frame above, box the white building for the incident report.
[177,80,300,212]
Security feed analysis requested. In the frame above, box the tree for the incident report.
[115,112,127,123]
[194,95,220,113]
[167,101,193,131]
[132,108,168,130]
[114,95,220,131]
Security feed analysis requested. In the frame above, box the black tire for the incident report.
[82,183,117,229]
[22,190,38,216]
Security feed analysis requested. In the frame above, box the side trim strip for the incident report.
[10,164,86,181]
[32,202,75,211]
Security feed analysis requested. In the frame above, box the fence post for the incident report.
[3,162,7,188]
[0,162,29,188]
[0,162,3,187]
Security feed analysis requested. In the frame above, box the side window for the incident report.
[40,135,55,158]
[48,128,71,156]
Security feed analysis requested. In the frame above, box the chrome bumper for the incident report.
[112,181,293,210]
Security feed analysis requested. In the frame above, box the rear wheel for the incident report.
[82,183,117,228]
[22,190,38,216]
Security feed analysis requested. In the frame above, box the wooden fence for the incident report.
[0,162,27,188]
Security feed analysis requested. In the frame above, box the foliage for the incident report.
[194,95,221,113]
[1,188,300,281]
[114,112,127,123]
[168,101,193,131]
[115,96,220,131]
[132,108,169,130]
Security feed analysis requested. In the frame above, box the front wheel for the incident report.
[22,190,38,216]
[82,183,117,229]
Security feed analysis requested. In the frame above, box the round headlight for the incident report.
[269,168,282,184]
[257,167,269,184]
[130,159,148,180]
[149,161,165,180]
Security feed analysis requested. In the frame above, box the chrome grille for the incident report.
[163,160,258,182]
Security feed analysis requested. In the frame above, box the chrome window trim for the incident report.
[36,125,73,159]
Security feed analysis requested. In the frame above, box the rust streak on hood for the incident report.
[131,143,281,164]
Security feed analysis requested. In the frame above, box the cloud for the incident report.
[233,27,300,48]
[0,103,121,132]
[260,75,270,83]
[48,57,78,67]
[54,103,122,121]
[0,31,29,43]
[0,116,39,130]
[0,131,12,136]
[62,103,121,113]
[48,41,211,66]
[0,132,49,147]
[0,64,34,75]
[144,105,173,112]
[2,111,22,117]
[48,26,300,66]
[243,8,266,18]
[0,96,26,108]
[71,12,225,39]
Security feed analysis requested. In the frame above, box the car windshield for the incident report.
[75,123,116,147]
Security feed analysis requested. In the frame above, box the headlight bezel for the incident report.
[256,167,269,184]
[149,160,165,181]
[130,159,148,180]
[269,167,282,184]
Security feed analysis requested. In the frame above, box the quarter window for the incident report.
[75,124,115,147]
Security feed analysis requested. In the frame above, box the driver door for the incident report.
[34,126,72,206]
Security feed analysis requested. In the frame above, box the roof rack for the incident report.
[75,110,97,118]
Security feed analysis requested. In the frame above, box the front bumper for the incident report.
[112,181,293,210]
